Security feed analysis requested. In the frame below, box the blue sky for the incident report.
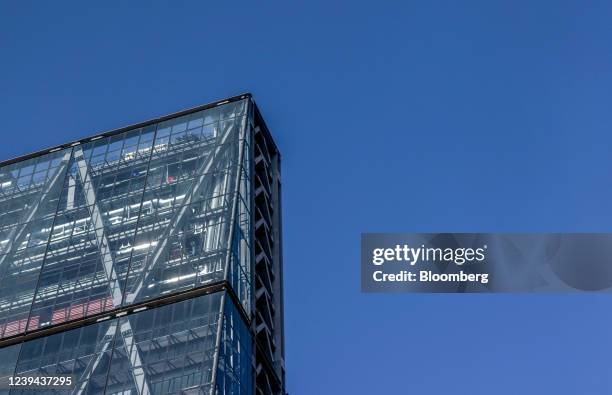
[1,1,612,393]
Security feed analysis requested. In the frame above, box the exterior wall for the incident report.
[251,105,285,395]
[4,292,224,394]
[0,94,283,395]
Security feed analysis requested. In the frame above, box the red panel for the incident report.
[52,308,67,325]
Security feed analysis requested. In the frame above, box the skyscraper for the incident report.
[0,94,285,395]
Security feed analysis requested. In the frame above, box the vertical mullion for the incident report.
[14,146,74,379]
[209,290,226,395]
[120,125,159,308]
[24,147,75,332]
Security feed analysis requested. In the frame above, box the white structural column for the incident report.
[67,175,76,210]
[0,150,71,269]
[73,147,124,307]
[73,320,151,395]
[74,119,239,393]
[119,319,151,395]
[73,328,114,395]
[125,122,236,304]
[72,146,151,395]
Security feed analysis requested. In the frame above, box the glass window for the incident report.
[0,99,253,343]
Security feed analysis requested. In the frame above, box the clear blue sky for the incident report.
[2,1,612,394]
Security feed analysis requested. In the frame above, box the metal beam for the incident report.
[73,323,115,395]
[118,319,151,395]
[0,94,251,169]
[72,118,239,393]
[0,150,71,270]
[72,147,151,395]
[124,121,237,304]
[73,147,124,307]
[31,118,241,394]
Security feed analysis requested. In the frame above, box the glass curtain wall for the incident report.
[0,97,256,395]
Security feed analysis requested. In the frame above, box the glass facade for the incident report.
[0,95,284,395]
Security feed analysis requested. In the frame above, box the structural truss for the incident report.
[0,94,285,395]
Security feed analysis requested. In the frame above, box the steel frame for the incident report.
[0,94,286,395]
[72,114,239,394]
[251,102,285,395]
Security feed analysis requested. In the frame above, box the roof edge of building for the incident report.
[0,92,253,168]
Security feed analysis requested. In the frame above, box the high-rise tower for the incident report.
[0,94,285,395]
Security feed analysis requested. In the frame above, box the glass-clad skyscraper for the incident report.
[0,94,285,395]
